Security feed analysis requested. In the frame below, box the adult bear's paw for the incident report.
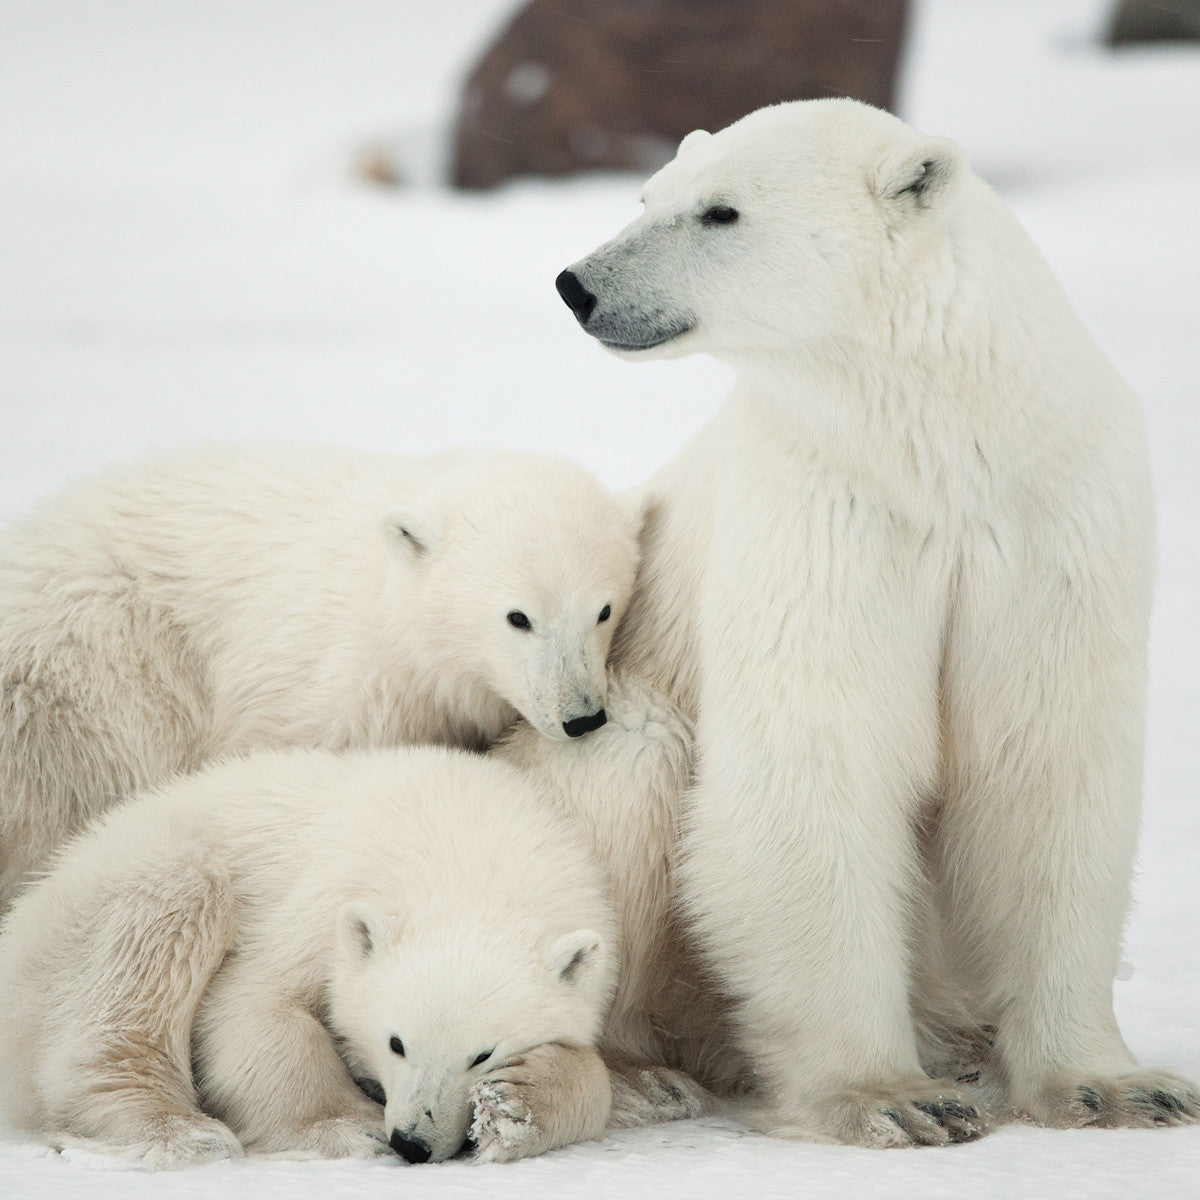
[1024,1069,1200,1129]
[767,1078,989,1147]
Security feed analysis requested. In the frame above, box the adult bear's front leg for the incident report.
[680,460,984,1146]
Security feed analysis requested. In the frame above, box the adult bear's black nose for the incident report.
[563,709,607,738]
[390,1129,432,1164]
[555,269,596,324]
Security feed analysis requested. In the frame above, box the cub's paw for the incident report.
[469,1076,540,1164]
[470,1043,611,1161]
[60,1114,243,1168]
[271,1117,390,1160]
[1026,1070,1200,1129]
[151,1114,243,1166]
[608,1064,710,1128]
[802,1079,988,1148]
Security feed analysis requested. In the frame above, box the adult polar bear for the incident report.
[555,99,1199,1143]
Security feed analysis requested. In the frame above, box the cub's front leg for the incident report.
[469,1043,712,1163]
[193,958,386,1159]
[470,1043,611,1163]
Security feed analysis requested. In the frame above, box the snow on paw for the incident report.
[469,1076,540,1164]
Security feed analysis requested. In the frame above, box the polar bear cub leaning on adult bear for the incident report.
[556,98,1200,1143]
[0,746,618,1166]
[0,442,640,909]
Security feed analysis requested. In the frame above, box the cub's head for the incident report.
[328,906,612,1163]
[381,453,641,740]
[555,98,968,364]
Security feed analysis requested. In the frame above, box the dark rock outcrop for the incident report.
[450,0,910,190]
[1106,0,1200,46]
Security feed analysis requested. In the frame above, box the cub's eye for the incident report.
[597,604,611,623]
[700,204,738,226]
[507,611,531,630]
[470,1049,494,1069]
[389,1036,405,1057]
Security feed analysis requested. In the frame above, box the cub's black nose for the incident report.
[563,709,607,738]
[390,1130,432,1164]
[555,269,596,324]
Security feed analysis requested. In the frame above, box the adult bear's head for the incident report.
[555,99,968,367]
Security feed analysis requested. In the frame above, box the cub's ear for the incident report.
[546,929,606,989]
[337,902,402,961]
[873,135,963,209]
[381,505,439,559]
[676,128,712,158]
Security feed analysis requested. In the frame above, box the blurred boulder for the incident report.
[450,0,910,190]
[1106,0,1200,45]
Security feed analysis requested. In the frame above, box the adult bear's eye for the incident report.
[597,604,611,623]
[389,1036,405,1056]
[470,1049,494,1069]
[507,610,531,630]
[700,205,738,226]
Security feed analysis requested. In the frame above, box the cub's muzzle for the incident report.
[562,709,607,738]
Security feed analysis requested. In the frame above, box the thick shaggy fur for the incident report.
[0,442,640,909]
[556,99,1200,1143]
[495,676,742,1088]
[484,675,740,1154]
[0,746,620,1165]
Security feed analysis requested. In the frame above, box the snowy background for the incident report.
[1,0,1198,1196]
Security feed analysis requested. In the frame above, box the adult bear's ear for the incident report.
[381,505,439,559]
[676,128,712,158]
[546,929,606,989]
[873,135,963,209]
[337,902,402,961]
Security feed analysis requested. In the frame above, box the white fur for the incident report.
[0,745,618,1164]
[560,99,1199,1143]
[0,442,640,909]
[494,674,742,1091]
[477,674,738,1154]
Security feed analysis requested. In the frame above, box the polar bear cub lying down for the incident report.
[0,442,641,909]
[0,745,618,1166]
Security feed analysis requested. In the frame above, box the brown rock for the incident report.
[449,0,910,190]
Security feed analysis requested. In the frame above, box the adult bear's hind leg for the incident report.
[938,518,1199,1128]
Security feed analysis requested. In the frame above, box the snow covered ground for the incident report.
[1,1,1197,1196]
